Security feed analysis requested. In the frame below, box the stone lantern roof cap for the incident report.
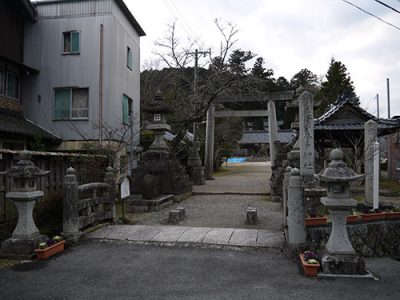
[142,90,172,114]
[318,148,364,182]
[0,151,50,178]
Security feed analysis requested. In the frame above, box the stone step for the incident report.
[85,225,283,250]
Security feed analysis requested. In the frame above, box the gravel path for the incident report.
[124,162,283,232]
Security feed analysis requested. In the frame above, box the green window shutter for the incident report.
[127,47,132,69]
[122,95,129,124]
[71,32,80,53]
[54,89,71,119]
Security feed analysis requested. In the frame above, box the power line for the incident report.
[342,0,400,31]
[373,0,400,14]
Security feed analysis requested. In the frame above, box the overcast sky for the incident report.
[127,0,400,117]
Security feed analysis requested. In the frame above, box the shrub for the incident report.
[33,191,63,237]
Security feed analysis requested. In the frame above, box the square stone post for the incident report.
[298,91,315,180]
[364,120,377,205]
[104,166,116,221]
[62,167,80,242]
[267,100,278,167]
[204,102,215,179]
[287,168,306,245]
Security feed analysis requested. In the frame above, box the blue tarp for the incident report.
[227,157,247,163]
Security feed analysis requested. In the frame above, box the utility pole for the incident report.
[376,94,380,118]
[189,49,211,140]
[387,78,391,118]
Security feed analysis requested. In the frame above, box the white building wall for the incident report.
[23,0,141,146]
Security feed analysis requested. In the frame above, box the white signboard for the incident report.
[120,177,130,199]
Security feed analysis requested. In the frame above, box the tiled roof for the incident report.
[239,130,296,145]
[0,110,60,141]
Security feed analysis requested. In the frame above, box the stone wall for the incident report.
[0,97,22,112]
[307,220,400,258]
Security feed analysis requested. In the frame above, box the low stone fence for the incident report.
[307,219,400,258]
[63,166,116,241]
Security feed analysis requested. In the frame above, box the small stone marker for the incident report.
[168,206,185,224]
[120,177,130,199]
[168,210,181,224]
[247,207,257,225]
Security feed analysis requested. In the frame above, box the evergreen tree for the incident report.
[251,57,273,79]
[228,49,255,75]
[317,58,357,114]
[290,68,318,89]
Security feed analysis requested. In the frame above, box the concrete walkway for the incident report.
[86,225,283,249]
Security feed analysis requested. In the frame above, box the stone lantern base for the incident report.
[1,235,47,256]
[321,254,367,275]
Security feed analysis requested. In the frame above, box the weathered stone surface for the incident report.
[298,91,315,179]
[1,235,47,255]
[229,229,257,247]
[168,210,181,224]
[287,168,306,245]
[202,228,234,245]
[126,226,162,241]
[307,220,400,258]
[142,175,160,200]
[364,120,377,205]
[246,207,257,225]
[151,226,190,242]
[177,227,212,243]
[257,230,284,248]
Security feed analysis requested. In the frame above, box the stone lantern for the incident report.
[143,90,172,152]
[318,148,366,275]
[1,151,49,254]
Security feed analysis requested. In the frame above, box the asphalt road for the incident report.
[1,240,399,300]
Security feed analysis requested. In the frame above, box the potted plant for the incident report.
[347,211,360,223]
[385,207,400,220]
[305,215,328,226]
[300,251,320,277]
[35,235,65,260]
[361,209,385,222]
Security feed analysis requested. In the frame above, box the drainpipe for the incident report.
[98,24,104,143]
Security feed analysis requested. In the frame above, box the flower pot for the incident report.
[305,217,327,227]
[361,212,385,222]
[347,215,360,223]
[385,211,400,220]
[300,254,320,277]
[35,240,65,260]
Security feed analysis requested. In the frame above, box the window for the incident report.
[63,31,80,54]
[154,113,161,122]
[54,88,88,120]
[122,94,133,124]
[0,70,4,95]
[127,47,132,70]
[6,72,19,99]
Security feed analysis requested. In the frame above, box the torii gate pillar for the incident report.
[204,103,215,179]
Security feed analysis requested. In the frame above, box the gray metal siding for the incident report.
[23,0,141,144]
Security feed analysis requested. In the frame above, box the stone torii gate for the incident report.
[204,91,295,178]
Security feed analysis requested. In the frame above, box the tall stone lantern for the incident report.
[318,149,366,275]
[143,90,172,152]
[1,151,49,255]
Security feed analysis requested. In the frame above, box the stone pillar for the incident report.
[268,100,278,167]
[287,168,306,245]
[63,167,80,241]
[373,142,380,210]
[204,102,215,179]
[282,166,292,227]
[187,141,205,185]
[298,91,315,179]
[364,120,377,205]
[104,166,116,221]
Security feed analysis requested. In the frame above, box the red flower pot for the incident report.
[35,240,65,260]
[305,217,328,227]
[361,212,385,222]
[300,254,320,277]
[347,215,360,223]
[385,212,400,220]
